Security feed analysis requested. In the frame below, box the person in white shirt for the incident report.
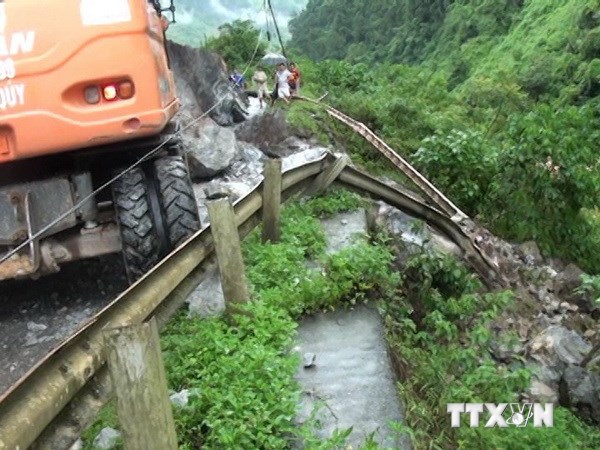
[275,62,292,104]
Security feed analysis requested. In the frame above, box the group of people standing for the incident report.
[251,62,301,108]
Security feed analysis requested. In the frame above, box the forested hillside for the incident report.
[287,0,600,274]
[290,0,599,103]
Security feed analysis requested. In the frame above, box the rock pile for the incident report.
[370,201,600,424]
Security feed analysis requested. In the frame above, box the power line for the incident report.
[267,0,286,58]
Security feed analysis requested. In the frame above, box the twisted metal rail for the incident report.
[297,95,507,289]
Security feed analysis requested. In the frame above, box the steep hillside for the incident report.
[290,0,600,103]
[286,0,600,274]
[164,0,308,46]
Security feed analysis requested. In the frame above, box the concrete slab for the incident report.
[295,304,409,449]
[320,210,368,255]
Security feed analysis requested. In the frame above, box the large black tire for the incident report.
[152,155,201,248]
[112,167,162,283]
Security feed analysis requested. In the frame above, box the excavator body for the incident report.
[0,0,202,283]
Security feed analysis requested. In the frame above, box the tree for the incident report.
[204,20,267,71]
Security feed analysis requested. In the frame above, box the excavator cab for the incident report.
[0,0,201,284]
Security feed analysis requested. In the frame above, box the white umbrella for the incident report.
[260,52,287,66]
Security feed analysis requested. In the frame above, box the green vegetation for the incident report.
[82,188,600,449]
[382,245,600,449]
[83,190,399,449]
[285,0,600,273]
[204,19,268,70]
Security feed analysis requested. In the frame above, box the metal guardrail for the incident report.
[0,152,497,450]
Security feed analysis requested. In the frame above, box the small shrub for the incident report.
[413,129,498,215]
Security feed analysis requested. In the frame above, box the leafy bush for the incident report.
[413,129,499,215]
[485,103,600,271]
[204,20,267,70]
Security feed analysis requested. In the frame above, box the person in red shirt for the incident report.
[288,62,301,96]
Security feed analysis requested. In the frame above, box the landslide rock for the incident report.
[185,117,239,181]
[167,41,247,126]
[235,108,288,148]
[560,365,600,423]
[527,325,591,371]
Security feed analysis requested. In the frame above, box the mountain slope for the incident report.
[290,0,600,103]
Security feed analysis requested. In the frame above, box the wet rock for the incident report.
[24,332,53,347]
[584,329,597,339]
[368,201,462,260]
[185,118,239,181]
[543,299,561,314]
[167,41,246,126]
[528,363,564,390]
[68,439,83,450]
[303,352,316,368]
[187,264,225,318]
[527,325,591,385]
[561,366,600,423]
[554,264,585,297]
[235,108,288,148]
[93,427,121,450]
[170,389,190,407]
[560,302,579,313]
[489,338,524,363]
[27,321,47,332]
[526,379,559,404]
[518,241,544,266]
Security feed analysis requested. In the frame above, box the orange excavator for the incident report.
[0,0,201,284]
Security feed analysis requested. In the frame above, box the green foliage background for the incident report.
[287,0,600,273]
[204,20,268,70]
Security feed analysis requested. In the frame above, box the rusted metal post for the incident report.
[262,158,282,243]
[206,195,250,307]
[103,318,178,450]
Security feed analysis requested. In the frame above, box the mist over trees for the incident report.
[165,0,308,46]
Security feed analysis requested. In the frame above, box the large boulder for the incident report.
[185,117,239,181]
[93,427,121,450]
[528,325,591,370]
[187,263,225,318]
[234,108,288,148]
[526,325,592,398]
[167,41,247,126]
[561,365,600,423]
[552,263,599,314]
[517,241,544,266]
[366,201,462,265]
